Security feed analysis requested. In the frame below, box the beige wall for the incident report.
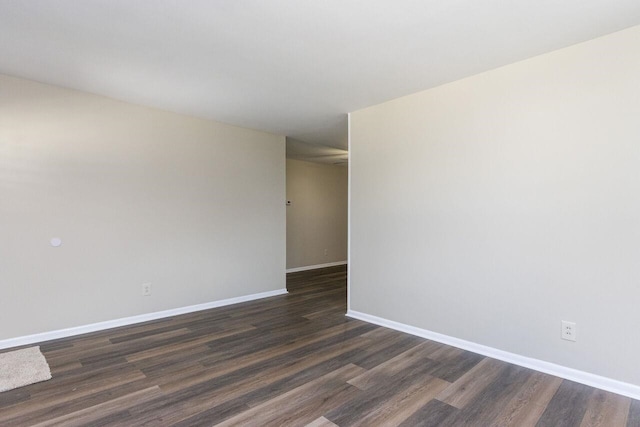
[0,74,285,341]
[350,26,640,385]
[286,159,347,269]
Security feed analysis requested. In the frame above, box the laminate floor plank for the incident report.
[169,399,251,427]
[326,360,447,426]
[436,357,507,408]
[536,380,594,427]
[425,347,485,383]
[398,399,459,427]
[439,364,533,426]
[349,332,426,370]
[159,348,366,426]
[240,348,366,409]
[348,341,440,390]
[0,388,31,408]
[127,324,256,364]
[0,378,152,426]
[580,389,631,427]
[345,375,450,427]
[490,371,563,426]
[306,417,339,427]
[30,386,162,427]
[626,398,640,427]
[214,363,365,427]
[2,265,636,426]
[123,336,370,424]
[0,363,146,422]
[153,323,376,395]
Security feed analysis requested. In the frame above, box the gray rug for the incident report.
[0,346,52,392]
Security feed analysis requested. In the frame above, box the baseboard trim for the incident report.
[346,309,640,400]
[286,261,347,273]
[0,288,288,351]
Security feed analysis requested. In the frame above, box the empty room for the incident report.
[2,1,640,426]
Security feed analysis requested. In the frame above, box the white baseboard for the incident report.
[347,309,640,400]
[286,261,347,273]
[0,288,288,351]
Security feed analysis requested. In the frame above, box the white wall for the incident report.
[350,26,640,385]
[0,74,285,341]
[286,159,347,269]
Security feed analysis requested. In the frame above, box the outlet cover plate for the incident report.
[561,320,576,341]
[142,283,152,296]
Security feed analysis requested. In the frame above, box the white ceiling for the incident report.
[1,1,640,150]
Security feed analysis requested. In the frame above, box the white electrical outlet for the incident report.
[324,249,328,256]
[561,321,576,341]
[142,283,152,296]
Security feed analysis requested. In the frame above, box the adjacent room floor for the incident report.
[0,265,637,426]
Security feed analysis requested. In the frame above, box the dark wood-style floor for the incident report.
[1,265,638,426]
